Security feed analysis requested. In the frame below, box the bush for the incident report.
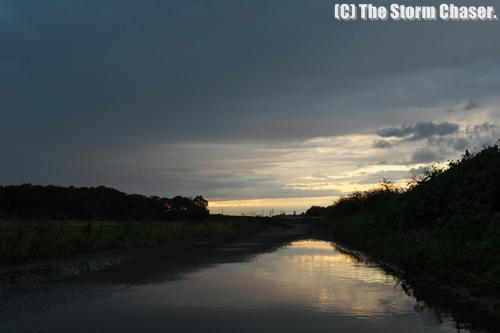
[318,145,500,295]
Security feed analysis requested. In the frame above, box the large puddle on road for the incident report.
[1,240,485,332]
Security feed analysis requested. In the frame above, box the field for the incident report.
[0,217,272,264]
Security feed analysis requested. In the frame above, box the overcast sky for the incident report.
[1,1,499,214]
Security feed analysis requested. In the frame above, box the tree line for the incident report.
[0,184,209,221]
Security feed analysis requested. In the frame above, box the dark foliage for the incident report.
[325,182,400,220]
[319,145,500,295]
[311,145,500,225]
[165,195,209,221]
[0,184,209,221]
[305,181,399,218]
[305,206,328,217]
[397,146,500,229]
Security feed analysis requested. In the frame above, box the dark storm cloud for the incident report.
[371,121,499,168]
[2,0,499,143]
[1,0,500,195]
[377,122,459,141]
[425,122,497,152]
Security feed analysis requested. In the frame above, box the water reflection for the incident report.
[1,240,486,332]
[143,240,453,328]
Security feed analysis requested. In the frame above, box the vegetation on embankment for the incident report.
[313,145,500,299]
[0,216,274,265]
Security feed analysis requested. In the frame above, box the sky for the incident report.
[1,0,499,215]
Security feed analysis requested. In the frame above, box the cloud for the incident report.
[410,149,441,163]
[377,122,459,141]
[373,140,392,149]
[2,1,500,147]
[311,171,328,179]
[467,122,496,136]
[356,170,412,185]
[409,166,428,176]
[426,122,498,153]
[1,0,500,212]
[450,138,469,151]
[464,100,482,111]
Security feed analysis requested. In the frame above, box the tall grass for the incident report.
[0,218,269,264]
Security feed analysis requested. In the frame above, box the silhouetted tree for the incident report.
[165,195,209,221]
[0,185,210,222]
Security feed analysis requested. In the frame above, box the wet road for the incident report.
[0,224,493,332]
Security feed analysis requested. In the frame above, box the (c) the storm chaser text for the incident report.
[334,3,498,21]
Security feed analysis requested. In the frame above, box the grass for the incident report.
[319,145,500,296]
[0,217,271,265]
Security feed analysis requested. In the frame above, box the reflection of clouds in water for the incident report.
[286,240,336,250]
[252,241,411,316]
[33,240,457,332]
[152,240,417,318]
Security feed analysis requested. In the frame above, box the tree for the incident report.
[165,195,209,221]
[193,195,208,209]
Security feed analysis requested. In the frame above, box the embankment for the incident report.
[318,145,500,316]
